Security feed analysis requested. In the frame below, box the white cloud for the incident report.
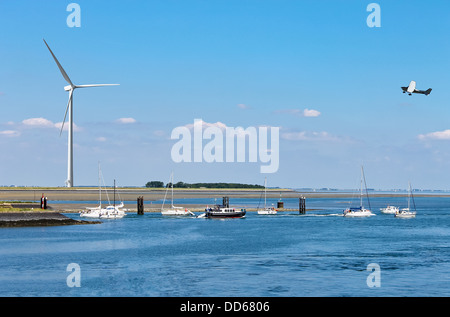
[237,103,250,109]
[303,108,321,117]
[54,121,81,132]
[0,130,20,137]
[274,108,321,117]
[96,136,107,142]
[418,129,450,141]
[22,117,55,128]
[184,119,228,130]
[21,117,81,132]
[116,117,136,124]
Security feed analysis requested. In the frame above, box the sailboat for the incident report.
[161,172,194,216]
[80,162,105,218]
[343,166,375,217]
[395,182,416,218]
[257,177,277,215]
[80,164,126,219]
[380,205,399,214]
[99,180,127,219]
[80,205,102,218]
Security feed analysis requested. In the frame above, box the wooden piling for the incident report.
[299,197,306,214]
[222,196,229,208]
[137,196,144,215]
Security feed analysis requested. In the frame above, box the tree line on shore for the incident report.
[145,181,264,189]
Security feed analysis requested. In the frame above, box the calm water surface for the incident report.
[0,196,449,297]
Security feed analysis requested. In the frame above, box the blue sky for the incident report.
[1,0,449,189]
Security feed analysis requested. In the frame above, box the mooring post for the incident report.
[299,197,306,214]
[40,194,48,209]
[222,196,229,208]
[278,192,284,209]
[137,196,144,215]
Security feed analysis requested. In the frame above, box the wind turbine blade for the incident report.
[60,90,73,136]
[75,84,120,88]
[43,39,73,87]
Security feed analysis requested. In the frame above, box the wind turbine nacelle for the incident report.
[64,85,73,91]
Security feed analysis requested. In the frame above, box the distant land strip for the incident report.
[145,181,265,189]
[1,187,450,203]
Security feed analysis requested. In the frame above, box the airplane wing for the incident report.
[407,81,416,93]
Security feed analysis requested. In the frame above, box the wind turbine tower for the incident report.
[44,39,119,187]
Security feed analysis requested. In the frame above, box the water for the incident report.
[0,196,449,297]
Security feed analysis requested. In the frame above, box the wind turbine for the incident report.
[43,39,119,187]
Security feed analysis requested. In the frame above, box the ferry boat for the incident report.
[203,206,246,219]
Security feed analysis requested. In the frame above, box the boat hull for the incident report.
[80,211,101,218]
[161,207,193,216]
[344,212,374,217]
[80,205,126,219]
[380,206,399,214]
[161,210,192,216]
[205,209,246,219]
[100,214,125,219]
[395,212,416,218]
[257,209,277,215]
[344,208,374,217]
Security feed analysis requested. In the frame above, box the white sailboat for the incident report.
[161,172,194,216]
[344,166,375,217]
[80,162,105,218]
[257,177,277,215]
[380,205,399,214]
[395,182,416,218]
[80,205,102,218]
[80,164,126,219]
[99,180,127,219]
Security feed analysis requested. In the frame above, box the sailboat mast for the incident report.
[264,177,267,208]
[408,181,411,211]
[360,165,371,210]
[171,172,174,208]
[98,162,101,207]
[360,166,363,208]
[161,172,172,211]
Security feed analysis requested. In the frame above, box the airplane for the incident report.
[401,80,432,96]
